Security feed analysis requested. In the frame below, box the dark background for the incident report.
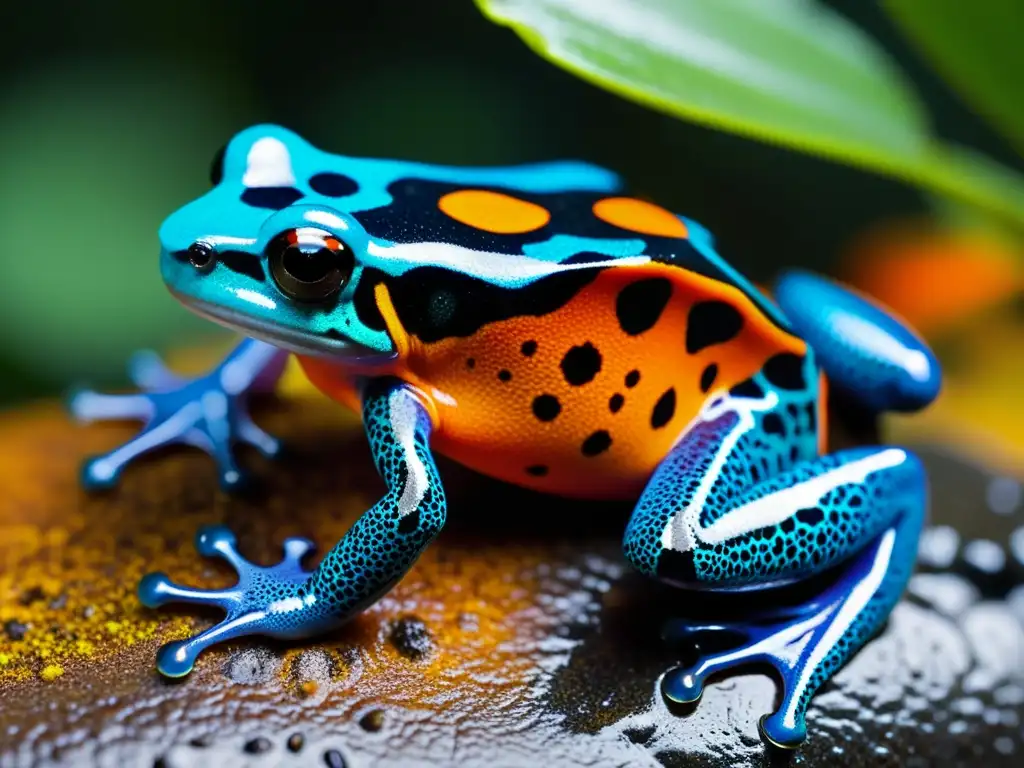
[0,0,1017,407]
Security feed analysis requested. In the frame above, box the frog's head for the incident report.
[158,125,394,361]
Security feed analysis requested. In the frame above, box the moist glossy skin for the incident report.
[72,125,942,750]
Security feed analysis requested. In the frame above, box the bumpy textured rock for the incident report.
[0,389,1021,767]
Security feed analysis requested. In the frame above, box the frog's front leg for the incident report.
[138,378,446,677]
[622,391,925,749]
[69,338,288,490]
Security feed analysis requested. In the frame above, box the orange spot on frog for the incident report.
[438,190,550,234]
[593,197,689,239]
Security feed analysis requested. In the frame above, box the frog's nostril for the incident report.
[187,242,215,271]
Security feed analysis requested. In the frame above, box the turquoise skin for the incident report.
[70,125,941,749]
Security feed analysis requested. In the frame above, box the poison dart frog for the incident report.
[71,125,941,749]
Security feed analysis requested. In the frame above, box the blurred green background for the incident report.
[0,0,1019,408]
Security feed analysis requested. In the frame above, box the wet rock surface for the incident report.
[0,395,1020,767]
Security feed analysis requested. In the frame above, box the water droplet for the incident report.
[986,476,1021,515]
[359,709,385,732]
[963,539,1006,574]
[1010,527,1024,567]
[918,525,960,568]
[243,737,272,754]
[995,736,1016,755]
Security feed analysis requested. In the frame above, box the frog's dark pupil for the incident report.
[282,245,336,284]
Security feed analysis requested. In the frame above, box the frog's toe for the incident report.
[155,639,197,678]
[80,455,121,490]
[213,451,248,492]
[759,712,806,751]
[280,535,316,566]
[138,527,247,612]
[238,413,283,458]
[138,571,237,611]
[81,450,149,490]
[71,340,289,492]
[80,415,197,489]
[127,350,186,392]
[180,427,253,491]
[153,610,270,678]
[194,524,241,560]
[139,524,323,677]
[68,388,155,423]
[661,665,705,706]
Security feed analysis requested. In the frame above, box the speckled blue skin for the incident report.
[137,378,444,677]
[69,125,942,749]
[774,271,941,412]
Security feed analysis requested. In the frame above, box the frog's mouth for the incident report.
[170,289,388,362]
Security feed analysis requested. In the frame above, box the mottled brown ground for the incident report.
[0,366,1021,767]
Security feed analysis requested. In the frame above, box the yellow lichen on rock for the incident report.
[0,387,550,704]
[39,664,64,681]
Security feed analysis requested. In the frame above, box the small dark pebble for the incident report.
[623,725,656,745]
[4,620,28,641]
[388,615,434,660]
[48,593,68,610]
[153,758,169,768]
[19,587,45,605]
[287,733,304,752]
[243,737,272,754]
[323,749,347,768]
[359,709,386,732]
[188,734,214,748]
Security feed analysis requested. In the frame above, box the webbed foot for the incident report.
[661,529,906,749]
[69,339,287,491]
[139,525,323,677]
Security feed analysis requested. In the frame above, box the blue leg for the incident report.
[773,270,941,412]
[623,388,926,748]
[138,378,446,677]
[69,338,288,491]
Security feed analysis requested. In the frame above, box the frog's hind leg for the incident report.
[623,389,926,748]
[662,510,921,749]
[69,338,288,490]
[773,269,941,413]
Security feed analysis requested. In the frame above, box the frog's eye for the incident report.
[267,228,354,303]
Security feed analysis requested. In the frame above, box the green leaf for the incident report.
[475,0,1024,233]
[478,0,927,167]
[884,0,1024,155]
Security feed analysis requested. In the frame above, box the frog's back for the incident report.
[318,157,807,499]
[374,257,806,500]
[225,126,809,498]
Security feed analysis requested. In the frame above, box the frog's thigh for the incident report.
[773,269,941,413]
[623,387,926,585]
